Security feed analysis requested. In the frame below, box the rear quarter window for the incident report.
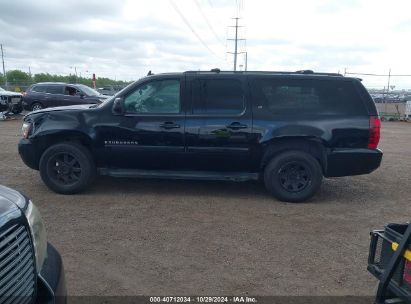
[251,78,367,115]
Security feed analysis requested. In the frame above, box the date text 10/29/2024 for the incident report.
[149,296,257,303]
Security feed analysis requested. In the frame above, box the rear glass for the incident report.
[251,78,367,115]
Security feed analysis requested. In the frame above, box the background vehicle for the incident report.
[368,222,411,303]
[97,86,118,96]
[0,87,23,114]
[22,82,108,111]
[406,101,411,120]
[0,185,66,303]
[18,70,382,202]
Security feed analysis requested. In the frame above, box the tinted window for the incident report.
[31,85,47,93]
[124,79,180,114]
[193,79,244,114]
[64,86,81,96]
[44,85,63,94]
[251,78,367,115]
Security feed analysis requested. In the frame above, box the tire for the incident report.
[11,105,22,114]
[39,142,95,194]
[263,150,323,203]
[31,103,44,111]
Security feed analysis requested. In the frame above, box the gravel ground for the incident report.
[0,117,410,297]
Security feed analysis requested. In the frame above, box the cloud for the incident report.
[0,0,410,88]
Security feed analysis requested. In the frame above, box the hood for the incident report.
[0,185,28,218]
[29,104,94,115]
[0,90,22,97]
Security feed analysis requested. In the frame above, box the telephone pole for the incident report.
[1,44,7,86]
[227,17,246,71]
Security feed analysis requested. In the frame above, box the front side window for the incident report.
[64,86,81,96]
[124,79,180,114]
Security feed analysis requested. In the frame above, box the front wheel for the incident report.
[263,150,323,203]
[39,142,95,194]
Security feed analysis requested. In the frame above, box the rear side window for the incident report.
[192,79,244,115]
[45,86,63,94]
[251,78,367,115]
[31,85,46,93]
[31,85,62,94]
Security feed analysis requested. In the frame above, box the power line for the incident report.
[169,0,225,62]
[346,72,411,77]
[206,0,225,28]
[194,0,226,47]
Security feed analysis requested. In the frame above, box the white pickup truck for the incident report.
[0,87,22,116]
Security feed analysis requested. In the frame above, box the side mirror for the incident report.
[112,97,124,115]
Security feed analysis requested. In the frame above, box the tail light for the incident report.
[368,116,381,149]
[404,260,411,286]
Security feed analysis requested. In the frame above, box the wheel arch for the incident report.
[260,136,327,173]
[34,131,95,168]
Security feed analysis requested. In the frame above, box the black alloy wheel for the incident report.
[39,142,95,194]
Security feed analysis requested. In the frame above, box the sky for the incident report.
[0,0,411,89]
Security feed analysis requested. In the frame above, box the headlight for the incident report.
[25,200,47,273]
[22,122,32,138]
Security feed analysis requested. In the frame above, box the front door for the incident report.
[63,86,83,106]
[184,75,253,172]
[102,77,186,169]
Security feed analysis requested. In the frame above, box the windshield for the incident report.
[77,84,101,96]
[97,81,136,108]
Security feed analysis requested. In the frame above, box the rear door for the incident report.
[184,75,253,172]
[43,85,64,107]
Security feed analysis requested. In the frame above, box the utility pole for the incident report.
[227,17,246,71]
[1,44,7,86]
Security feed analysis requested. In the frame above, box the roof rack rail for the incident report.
[183,70,344,76]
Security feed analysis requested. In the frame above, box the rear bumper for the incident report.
[325,148,383,177]
[18,139,40,170]
[37,243,66,304]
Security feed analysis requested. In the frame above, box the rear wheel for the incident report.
[31,103,43,111]
[39,142,95,194]
[263,150,323,202]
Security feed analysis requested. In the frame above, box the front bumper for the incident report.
[37,243,66,304]
[18,138,40,170]
[325,148,383,177]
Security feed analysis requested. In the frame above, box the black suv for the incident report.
[22,82,108,111]
[18,70,382,202]
[0,185,66,303]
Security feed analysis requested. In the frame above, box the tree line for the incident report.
[0,70,131,92]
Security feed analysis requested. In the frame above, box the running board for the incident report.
[98,168,259,182]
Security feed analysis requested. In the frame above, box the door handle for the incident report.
[159,122,180,129]
[226,122,248,130]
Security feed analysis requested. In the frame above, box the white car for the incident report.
[0,87,23,114]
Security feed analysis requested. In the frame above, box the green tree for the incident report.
[6,70,32,86]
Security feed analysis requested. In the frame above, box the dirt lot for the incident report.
[0,118,410,296]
